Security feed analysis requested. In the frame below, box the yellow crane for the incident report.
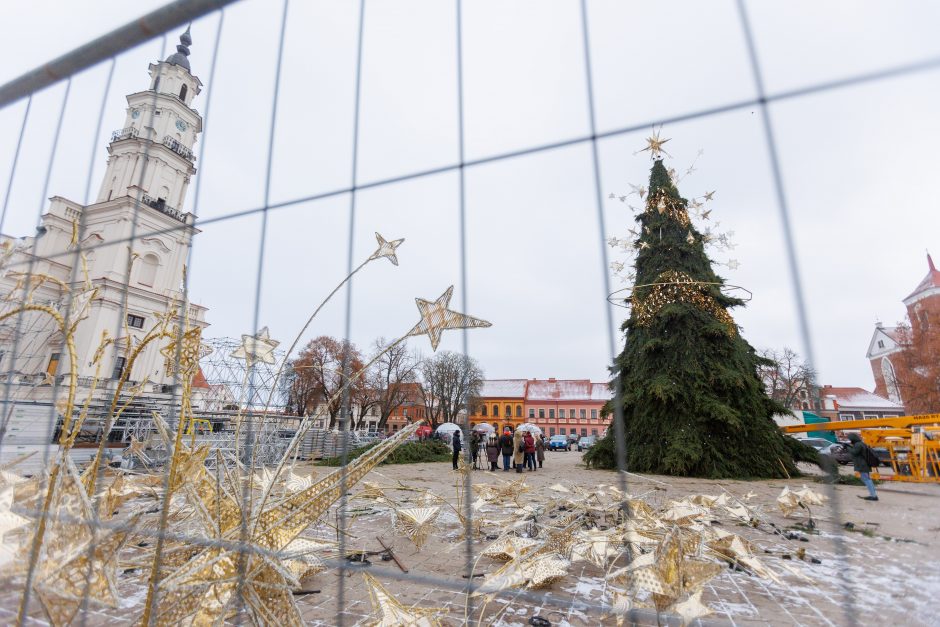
[782,413,940,483]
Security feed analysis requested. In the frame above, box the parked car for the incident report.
[548,435,570,451]
[820,442,852,465]
[577,436,596,452]
[799,437,835,451]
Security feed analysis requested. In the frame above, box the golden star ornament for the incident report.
[369,232,405,266]
[406,286,491,351]
[230,326,280,365]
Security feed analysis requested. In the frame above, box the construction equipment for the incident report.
[782,413,940,483]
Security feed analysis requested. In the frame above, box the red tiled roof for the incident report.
[191,366,210,389]
[905,253,940,300]
[818,386,902,410]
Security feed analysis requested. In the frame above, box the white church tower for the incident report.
[0,28,209,397]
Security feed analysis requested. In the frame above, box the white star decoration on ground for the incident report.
[230,326,280,365]
[369,232,404,266]
[407,286,491,351]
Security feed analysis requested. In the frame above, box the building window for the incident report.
[559,428,565,435]
[505,404,511,417]
[839,414,854,421]
[111,356,127,380]
[528,408,535,418]
[581,428,587,436]
[493,405,499,417]
[138,253,158,287]
[877,340,884,349]
[127,314,145,329]
[46,353,60,378]
[549,427,556,436]
[559,409,565,418]
[591,409,597,419]
[549,409,555,419]
[481,405,487,417]
[881,358,901,404]
[538,408,545,419]
[179,84,188,101]
[580,409,586,419]
[515,404,522,417]
[591,429,598,436]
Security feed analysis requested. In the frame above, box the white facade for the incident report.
[0,29,209,399]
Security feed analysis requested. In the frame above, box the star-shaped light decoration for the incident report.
[368,232,405,266]
[0,487,29,567]
[230,326,280,365]
[703,190,716,201]
[686,231,695,245]
[393,506,440,549]
[161,325,210,377]
[637,129,672,159]
[727,259,740,270]
[362,573,446,627]
[406,286,491,351]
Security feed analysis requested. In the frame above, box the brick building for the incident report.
[866,253,940,410]
[468,378,612,437]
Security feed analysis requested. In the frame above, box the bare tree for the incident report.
[418,351,484,429]
[366,337,420,431]
[890,312,940,413]
[288,336,365,429]
[757,347,818,410]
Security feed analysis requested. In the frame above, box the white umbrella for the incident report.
[435,423,461,435]
[472,423,495,434]
[516,423,542,436]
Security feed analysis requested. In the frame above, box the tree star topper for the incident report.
[638,128,672,159]
[407,286,491,351]
[230,326,280,365]
[369,232,404,266]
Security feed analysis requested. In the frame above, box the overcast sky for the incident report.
[1,0,939,391]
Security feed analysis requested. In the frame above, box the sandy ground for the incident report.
[4,450,938,626]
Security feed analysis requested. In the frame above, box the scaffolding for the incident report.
[198,336,289,411]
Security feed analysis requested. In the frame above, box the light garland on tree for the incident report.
[630,270,737,336]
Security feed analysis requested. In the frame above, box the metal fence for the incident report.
[1,0,938,625]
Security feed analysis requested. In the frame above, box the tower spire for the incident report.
[165,25,193,71]
[928,251,936,273]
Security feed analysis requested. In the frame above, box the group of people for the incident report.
[451,426,545,472]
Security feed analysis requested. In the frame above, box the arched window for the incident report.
[515,405,522,417]
[505,404,511,417]
[481,405,487,417]
[138,254,159,287]
[881,358,901,403]
[179,84,188,101]
[493,405,499,417]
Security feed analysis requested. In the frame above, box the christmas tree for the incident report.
[586,138,811,478]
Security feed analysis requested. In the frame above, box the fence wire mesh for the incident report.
[0,1,938,625]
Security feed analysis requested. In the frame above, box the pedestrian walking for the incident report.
[513,429,525,473]
[536,434,545,469]
[452,429,462,471]
[485,434,500,471]
[847,432,878,501]
[499,429,514,471]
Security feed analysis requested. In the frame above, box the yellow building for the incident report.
[469,379,527,432]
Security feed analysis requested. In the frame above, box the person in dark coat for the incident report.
[499,429,514,471]
[523,431,536,471]
[847,432,877,500]
[469,431,481,469]
[485,434,500,471]
[452,429,462,471]
[535,435,545,469]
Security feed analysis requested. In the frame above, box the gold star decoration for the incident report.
[362,573,447,627]
[703,190,716,201]
[230,326,280,365]
[161,325,209,377]
[686,232,695,245]
[637,129,672,159]
[393,506,440,549]
[369,232,405,266]
[406,286,491,351]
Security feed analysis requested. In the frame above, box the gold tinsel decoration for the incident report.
[630,270,736,336]
[645,190,691,228]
